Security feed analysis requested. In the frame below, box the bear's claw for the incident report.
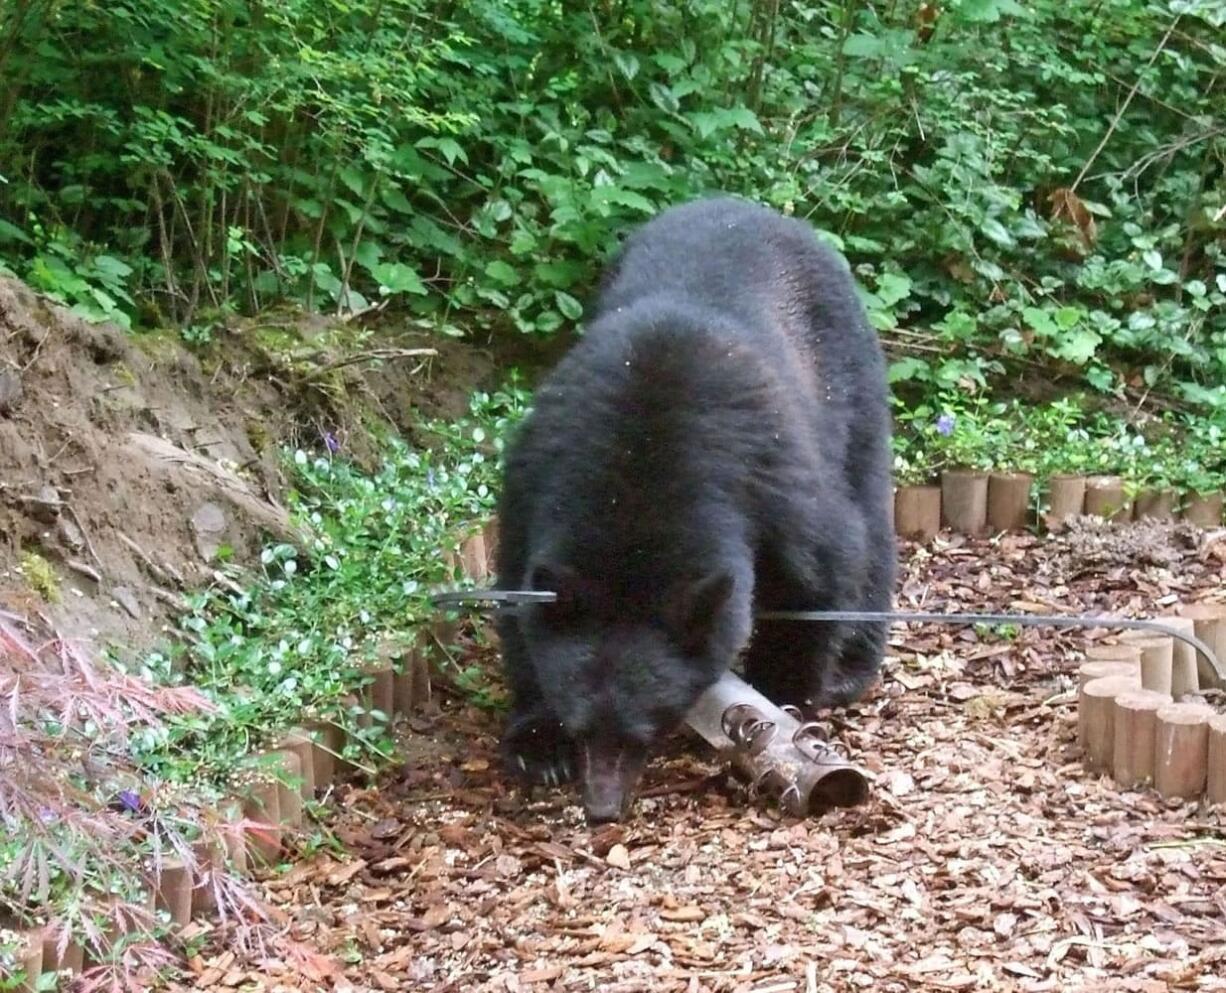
[502,714,578,788]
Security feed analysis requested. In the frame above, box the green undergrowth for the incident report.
[1,1,1224,418]
[892,393,1226,498]
[131,378,529,788]
[1,380,528,986]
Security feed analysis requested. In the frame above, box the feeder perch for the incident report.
[686,670,870,817]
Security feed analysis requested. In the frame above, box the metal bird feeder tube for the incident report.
[686,670,871,817]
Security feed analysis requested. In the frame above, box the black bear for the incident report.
[494,196,895,822]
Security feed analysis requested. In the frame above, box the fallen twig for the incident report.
[65,559,102,585]
[303,348,438,381]
[119,531,177,586]
[65,504,103,570]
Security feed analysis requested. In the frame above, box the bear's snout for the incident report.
[580,742,648,823]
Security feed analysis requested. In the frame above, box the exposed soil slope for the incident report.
[0,277,493,649]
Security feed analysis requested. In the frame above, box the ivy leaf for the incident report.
[888,357,930,383]
[648,82,680,114]
[876,272,912,308]
[590,186,655,214]
[371,262,428,296]
[958,0,1025,22]
[483,260,518,286]
[94,255,133,278]
[1053,328,1101,365]
[339,167,366,197]
[1142,249,1163,270]
[555,291,583,320]
[613,52,640,80]
[1054,306,1084,330]
[980,217,1014,247]
[353,241,383,273]
[842,33,885,58]
[417,136,467,167]
[0,219,32,245]
[1085,365,1116,391]
[655,53,687,76]
[688,106,762,139]
[311,263,343,300]
[723,106,764,134]
[1023,307,1057,337]
[381,187,414,214]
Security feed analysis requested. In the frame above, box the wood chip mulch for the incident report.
[178,525,1226,993]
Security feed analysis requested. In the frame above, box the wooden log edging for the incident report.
[1075,632,1226,804]
[5,517,495,990]
[895,471,1224,541]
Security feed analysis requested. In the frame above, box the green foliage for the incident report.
[133,380,530,787]
[0,0,1222,412]
[2,384,528,977]
[893,392,1226,493]
[17,551,59,603]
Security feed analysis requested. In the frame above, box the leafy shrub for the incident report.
[0,0,1223,414]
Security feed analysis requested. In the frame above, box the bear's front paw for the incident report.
[501,713,578,788]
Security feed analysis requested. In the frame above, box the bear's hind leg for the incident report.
[742,615,843,709]
[811,617,886,707]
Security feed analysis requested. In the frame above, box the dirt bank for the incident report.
[0,277,494,649]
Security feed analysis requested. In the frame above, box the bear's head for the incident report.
[521,562,741,822]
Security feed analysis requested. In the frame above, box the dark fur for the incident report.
[494,196,895,816]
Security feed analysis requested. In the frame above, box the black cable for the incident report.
[756,609,1223,681]
[429,592,1225,681]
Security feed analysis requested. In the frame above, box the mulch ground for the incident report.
[182,521,1226,993]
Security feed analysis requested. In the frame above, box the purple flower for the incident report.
[323,431,341,454]
[936,413,956,436]
[38,806,57,823]
[116,789,141,813]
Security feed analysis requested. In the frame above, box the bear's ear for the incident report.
[669,571,734,656]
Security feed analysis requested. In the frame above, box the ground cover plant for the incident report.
[892,394,1226,498]
[0,383,526,988]
[2,377,1222,988]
